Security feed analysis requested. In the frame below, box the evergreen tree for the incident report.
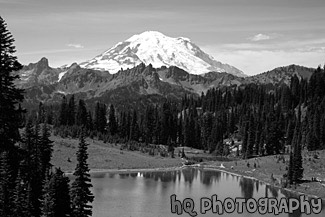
[161,102,172,145]
[41,175,55,217]
[202,112,213,150]
[12,169,29,217]
[177,112,184,146]
[246,114,255,158]
[86,111,93,131]
[42,168,71,217]
[144,106,155,144]
[0,16,24,152]
[287,151,294,184]
[70,133,94,217]
[293,139,304,182]
[40,123,53,177]
[27,122,43,217]
[67,95,76,126]
[94,102,106,133]
[38,102,45,123]
[129,110,139,141]
[59,96,68,126]
[265,113,282,155]
[76,99,88,127]
[108,104,118,136]
[0,151,15,216]
[241,121,249,156]
[289,119,304,183]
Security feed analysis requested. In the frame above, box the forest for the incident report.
[38,65,325,186]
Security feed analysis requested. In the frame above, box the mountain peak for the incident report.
[38,57,49,68]
[40,57,48,62]
[126,31,166,41]
[80,31,246,77]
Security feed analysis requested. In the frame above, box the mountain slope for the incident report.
[16,57,61,88]
[18,57,316,111]
[80,31,246,77]
[247,64,315,85]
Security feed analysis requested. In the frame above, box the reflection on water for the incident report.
[239,177,254,199]
[90,168,324,217]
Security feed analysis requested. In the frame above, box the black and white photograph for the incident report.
[1,0,325,216]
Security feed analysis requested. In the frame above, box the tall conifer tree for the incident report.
[0,16,24,152]
[70,132,94,217]
[42,168,71,217]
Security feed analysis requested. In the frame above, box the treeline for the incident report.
[38,67,325,159]
[0,16,93,217]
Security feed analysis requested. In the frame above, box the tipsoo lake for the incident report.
[90,167,324,217]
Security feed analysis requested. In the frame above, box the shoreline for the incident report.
[75,163,325,201]
[201,165,325,201]
[65,164,186,175]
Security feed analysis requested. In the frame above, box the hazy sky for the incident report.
[1,0,325,75]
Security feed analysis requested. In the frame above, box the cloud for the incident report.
[67,43,84,49]
[249,34,272,42]
[202,45,325,75]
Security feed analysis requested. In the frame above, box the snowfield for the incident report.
[80,31,246,77]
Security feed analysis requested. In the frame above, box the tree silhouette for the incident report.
[70,132,94,217]
[0,16,24,152]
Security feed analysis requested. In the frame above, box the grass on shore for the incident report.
[51,134,325,198]
[207,151,325,198]
[51,135,183,173]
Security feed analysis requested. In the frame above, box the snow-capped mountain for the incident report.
[80,31,246,77]
[18,57,316,110]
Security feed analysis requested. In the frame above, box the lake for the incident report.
[90,167,324,217]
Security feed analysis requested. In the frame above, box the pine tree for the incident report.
[287,151,294,184]
[86,111,93,131]
[108,104,118,136]
[28,122,43,217]
[144,106,155,144]
[0,16,24,152]
[38,102,45,123]
[42,168,71,217]
[289,118,304,183]
[76,99,88,128]
[40,123,53,177]
[265,113,282,155]
[177,112,184,146]
[293,139,304,182]
[70,132,94,217]
[312,109,321,150]
[241,121,249,157]
[202,112,213,150]
[321,115,325,149]
[59,96,68,126]
[129,110,139,141]
[246,114,255,158]
[12,169,29,217]
[67,95,76,126]
[94,102,106,134]
[19,120,45,217]
[41,174,55,217]
[0,151,15,216]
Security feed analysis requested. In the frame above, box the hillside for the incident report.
[17,57,316,110]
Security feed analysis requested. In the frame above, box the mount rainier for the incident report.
[80,31,246,77]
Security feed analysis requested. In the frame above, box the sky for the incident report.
[1,0,325,75]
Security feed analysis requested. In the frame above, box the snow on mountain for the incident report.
[80,31,246,77]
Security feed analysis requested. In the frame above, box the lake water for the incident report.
[90,167,324,217]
